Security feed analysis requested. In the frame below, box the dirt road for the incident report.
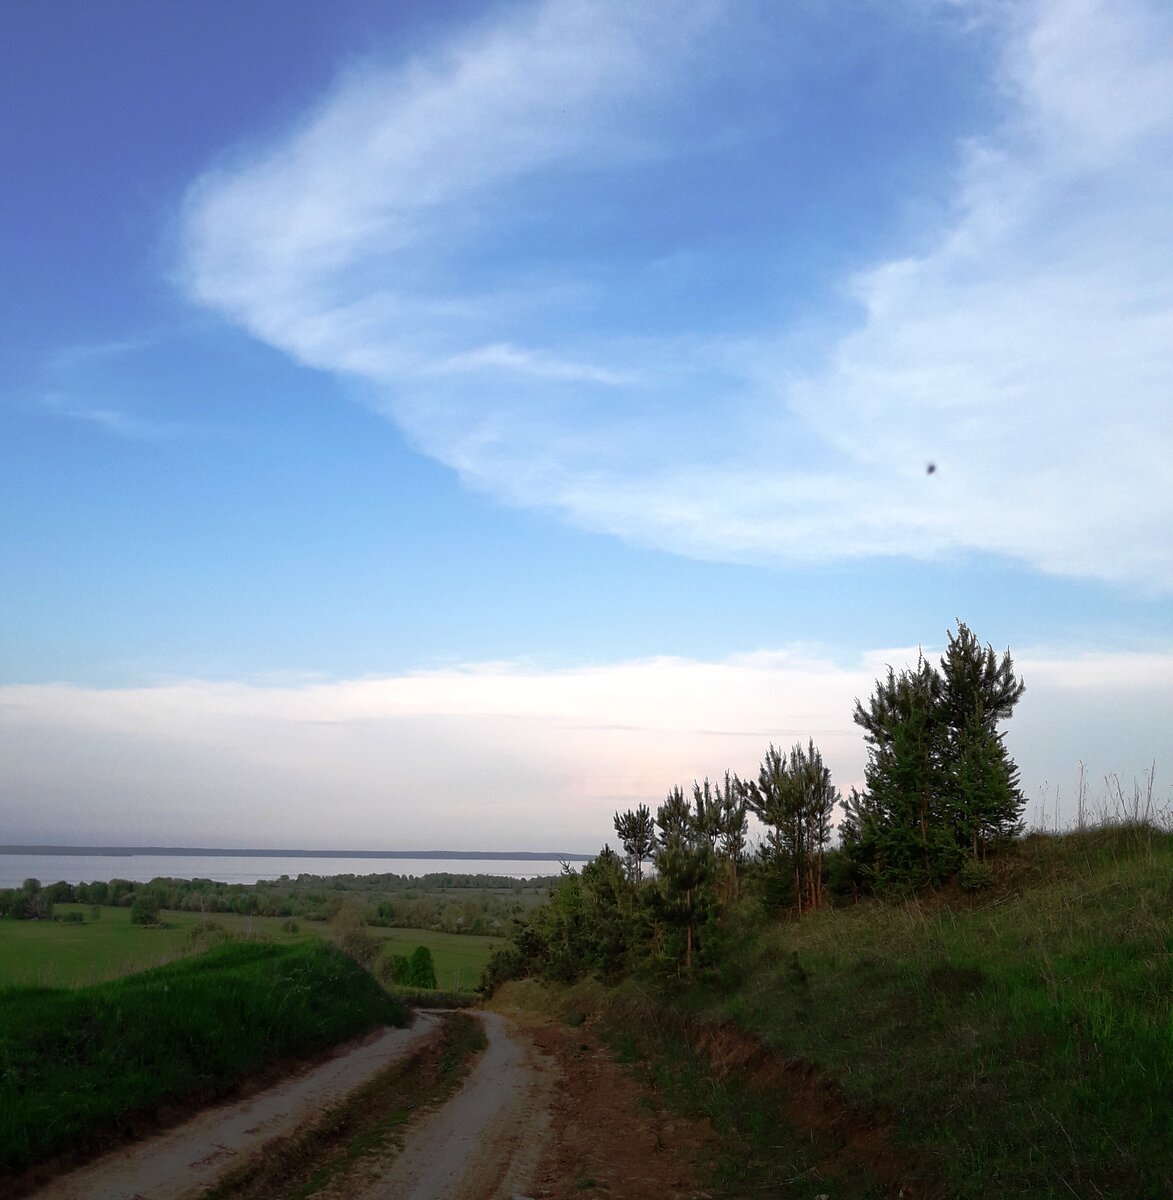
[27,1007,706,1200]
[318,1010,557,1200]
[27,1017,444,1200]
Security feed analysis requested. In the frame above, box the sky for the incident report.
[2,0,1171,853]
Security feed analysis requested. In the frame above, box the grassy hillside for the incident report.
[514,825,1173,1200]
[0,940,407,1179]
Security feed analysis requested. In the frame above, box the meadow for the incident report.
[0,904,502,992]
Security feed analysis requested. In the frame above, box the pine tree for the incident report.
[613,803,655,883]
[653,786,715,972]
[747,740,837,913]
[715,770,748,902]
[849,622,1026,889]
[937,622,1026,857]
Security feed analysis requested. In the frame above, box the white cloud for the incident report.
[178,0,1173,589]
[2,644,1169,848]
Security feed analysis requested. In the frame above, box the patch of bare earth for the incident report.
[497,1006,711,1200]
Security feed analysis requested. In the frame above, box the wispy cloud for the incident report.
[40,391,180,441]
[178,0,1173,589]
[38,333,191,441]
[2,645,1168,848]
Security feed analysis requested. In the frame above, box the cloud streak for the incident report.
[178,0,1173,589]
[3,645,1170,849]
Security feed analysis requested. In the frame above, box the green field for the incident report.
[0,905,502,991]
[367,926,500,992]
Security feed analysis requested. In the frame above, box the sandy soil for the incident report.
[26,1016,443,1200]
[26,1006,709,1200]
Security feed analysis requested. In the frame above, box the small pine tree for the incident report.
[407,945,437,989]
[746,740,837,912]
[937,622,1026,857]
[849,622,1026,890]
[613,804,655,883]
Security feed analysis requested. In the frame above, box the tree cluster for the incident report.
[489,622,1026,987]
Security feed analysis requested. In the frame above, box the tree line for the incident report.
[485,622,1026,986]
[0,871,549,933]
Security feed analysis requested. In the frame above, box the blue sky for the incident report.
[2,0,1171,851]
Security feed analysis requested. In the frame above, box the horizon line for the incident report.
[0,845,594,861]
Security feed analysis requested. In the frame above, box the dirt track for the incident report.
[27,1016,444,1200]
[318,1011,557,1200]
[28,1007,706,1200]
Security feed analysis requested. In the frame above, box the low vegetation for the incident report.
[497,823,1172,1199]
[0,903,502,992]
[486,622,1172,1198]
[0,940,407,1180]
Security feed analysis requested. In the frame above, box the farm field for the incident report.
[0,905,502,991]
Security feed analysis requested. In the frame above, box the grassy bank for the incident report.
[0,905,501,991]
[0,940,407,1179]
[509,825,1173,1199]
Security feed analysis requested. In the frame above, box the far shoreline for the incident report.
[0,845,593,861]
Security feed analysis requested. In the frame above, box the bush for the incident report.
[957,859,994,892]
[130,894,161,926]
[340,927,381,969]
[407,945,437,989]
[378,954,411,988]
[378,945,437,989]
[186,920,232,949]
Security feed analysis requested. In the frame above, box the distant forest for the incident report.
[0,870,555,935]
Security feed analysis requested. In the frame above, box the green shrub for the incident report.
[957,859,994,892]
[129,893,160,925]
[186,919,232,949]
[378,945,437,989]
[408,945,437,989]
[339,927,380,969]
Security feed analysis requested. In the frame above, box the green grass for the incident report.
[505,825,1173,1199]
[367,927,501,992]
[0,907,307,988]
[0,906,502,992]
[0,940,407,1178]
[692,825,1173,1199]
